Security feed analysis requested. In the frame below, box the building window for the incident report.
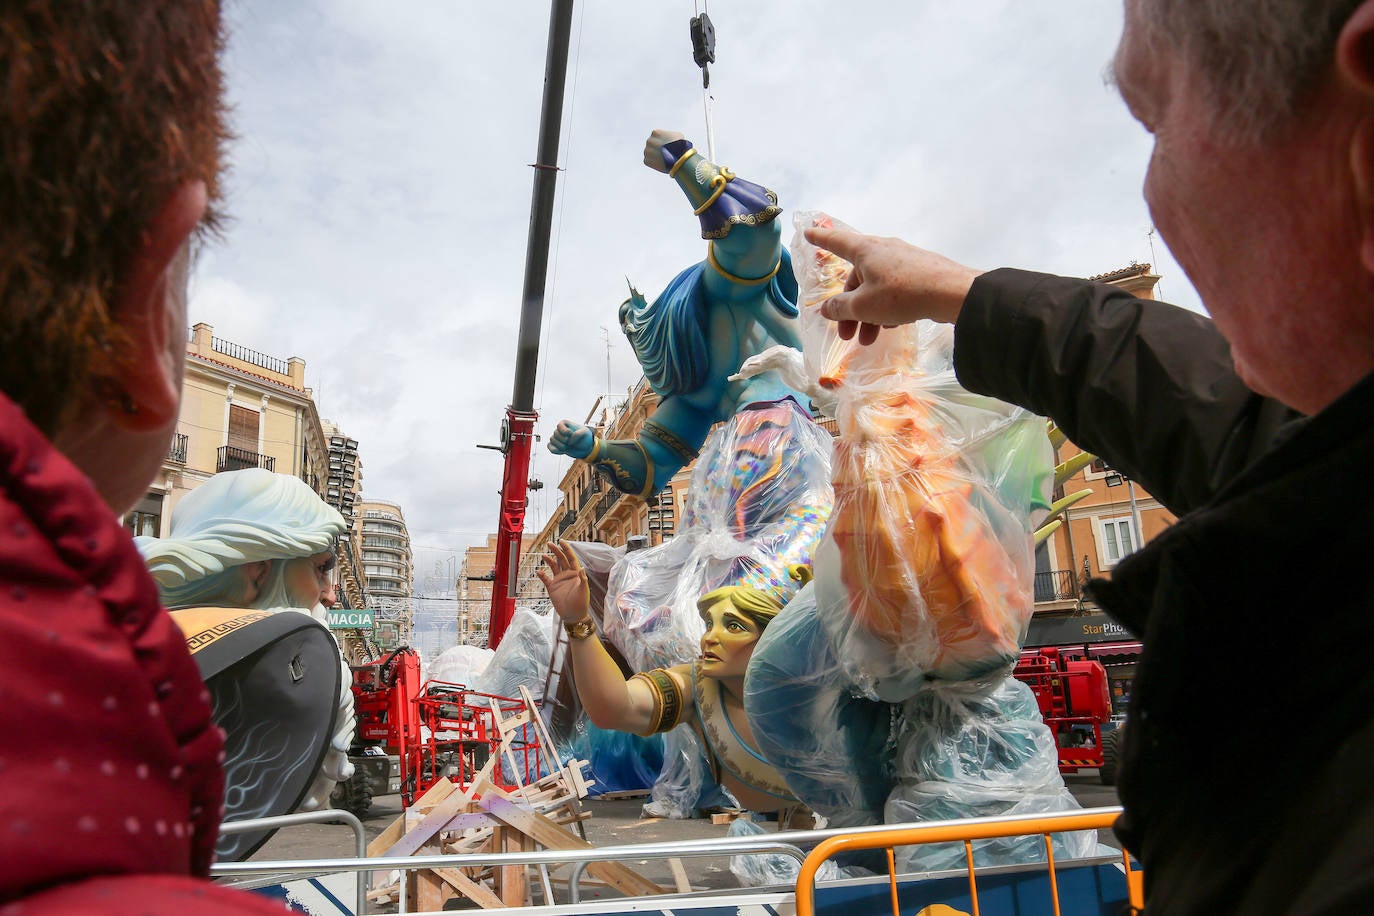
[1097,516,1137,566]
[228,404,259,452]
[123,493,164,538]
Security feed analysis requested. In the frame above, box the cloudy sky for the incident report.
[190,0,1199,582]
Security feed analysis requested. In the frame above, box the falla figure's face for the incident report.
[698,597,762,681]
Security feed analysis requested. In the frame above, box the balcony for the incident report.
[595,489,621,522]
[557,510,576,536]
[217,445,275,473]
[1033,569,1080,603]
[211,336,289,375]
[167,433,188,464]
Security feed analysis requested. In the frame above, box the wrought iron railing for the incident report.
[216,445,275,473]
[211,336,289,375]
[595,488,620,522]
[557,509,576,535]
[167,433,188,463]
[1034,569,1080,602]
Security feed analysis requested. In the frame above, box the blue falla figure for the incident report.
[549,129,811,497]
[546,131,840,820]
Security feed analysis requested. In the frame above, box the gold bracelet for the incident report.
[564,616,596,640]
[707,242,781,286]
[692,169,734,215]
[585,435,602,463]
[630,672,665,734]
[634,441,656,500]
[667,147,697,179]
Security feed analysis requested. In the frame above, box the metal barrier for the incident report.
[215,809,369,916]
[212,833,805,911]
[209,806,1138,915]
[793,806,1142,916]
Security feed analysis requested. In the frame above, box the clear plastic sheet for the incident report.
[594,400,833,814]
[735,212,1093,866]
[640,726,736,819]
[601,398,833,673]
[565,718,664,796]
[746,582,894,829]
[471,605,558,783]
[791,211,1053,696]
[885,675,1097,871]
[428,644,494,688]
[727,816,841,887]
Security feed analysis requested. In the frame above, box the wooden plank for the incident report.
[437,811,499,834]
[367,775,459,857]
[493,826,529,907]
[434,866,506,909]
[667,857,692,894]
[379,753,498,859]
[479,788,664,897]
[519,683,570,791]
[491,697,529,789]
[416,869,448,911]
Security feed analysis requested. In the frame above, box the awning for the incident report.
[1087,641,1143,658]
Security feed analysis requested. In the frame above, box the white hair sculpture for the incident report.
[137,467,346,610]
[136,468,355,833]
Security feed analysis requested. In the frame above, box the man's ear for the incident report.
[1338,1,1374,273]
[240,560,270,604]
[104,180,208,431]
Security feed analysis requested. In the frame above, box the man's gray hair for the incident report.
[1138,0,1363,138]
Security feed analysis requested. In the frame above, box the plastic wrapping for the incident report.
[593,399,833,814]
[885,675,1097,871]
[471,605,555,700]
[727,816,842,887]
[640,726,736,819]
[746,582,893,828]
[791,212,1053,697]
[565,718,665,796]
[601,398,833,674]
[428,644,495,687]
[471,605,559,784]
[736,212,1092,867]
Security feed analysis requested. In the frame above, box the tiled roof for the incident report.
[187,352,305,394]
[1089,263,1152,282]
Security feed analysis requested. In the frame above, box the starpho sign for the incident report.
[328,607,373,629]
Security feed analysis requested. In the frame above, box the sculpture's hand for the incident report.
[549,419,595,459]
[537,541,591,623]
[804,224,984,345]
[643,128,686,172]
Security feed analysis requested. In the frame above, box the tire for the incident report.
[330,768,374,818]
[1099,727,1122,786]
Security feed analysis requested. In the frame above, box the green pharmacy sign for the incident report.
[327,608,373,629]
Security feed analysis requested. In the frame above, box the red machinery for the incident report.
[346,647,544,809]
[1013,647,1114,782]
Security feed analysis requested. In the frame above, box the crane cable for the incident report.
[691,0,717,161]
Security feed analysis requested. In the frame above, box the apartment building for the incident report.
[320,420,367,612]
[127,322,330,538]
[360,500,415,648]
[459,534,537,647]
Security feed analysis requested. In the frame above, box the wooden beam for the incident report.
[479,788,664,897]
[380,753,497,859]
[368,774,458,857]
[433,866,506,909]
